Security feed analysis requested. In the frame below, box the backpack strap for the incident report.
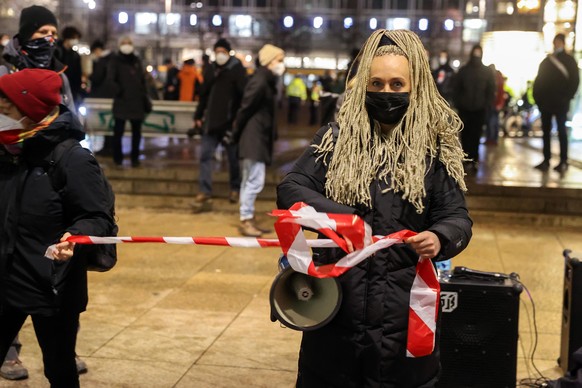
[45,138,81,193]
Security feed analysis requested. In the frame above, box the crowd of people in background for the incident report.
[0,5,576,197]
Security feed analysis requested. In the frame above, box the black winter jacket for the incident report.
[451,58,495,112]
[194,56,247,136]
[233,66,278,165]
[107,52,148,121]
[533,51,580,114]
[277,125,472,388]
[0,108,114,316]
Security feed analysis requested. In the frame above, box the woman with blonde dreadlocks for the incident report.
[277,29,472,387]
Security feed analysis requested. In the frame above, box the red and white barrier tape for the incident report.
[53,202,439,357]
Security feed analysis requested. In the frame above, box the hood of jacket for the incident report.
[23,105,85,154]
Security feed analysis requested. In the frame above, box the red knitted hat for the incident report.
[0,69,62,122]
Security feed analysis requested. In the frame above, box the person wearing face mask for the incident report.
[228,44,285,237]
[54,26,83,108]
[0,6,76,115]
[0,69,114,388]
[431,49,455,104]
[106,35,149,167]
[0,6,85,380]
[192,38,247,212]
[277,29,472,388]
[533,33,580,173]
[451,44,496,174]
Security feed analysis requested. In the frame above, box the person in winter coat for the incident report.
[0,69,114,388]
[231,44,284,237]
[451,44,495,174]
[277,29,472,388]
[106,35,150,167]
[0,5,86,380]
[431,50,455,104]
[533,33,580,173]
[54,26,83,108]
[162,58,180,101]
[191,38,247,212]
[178,58,203,102]
[88,39,113,98]
[0,5,76,114]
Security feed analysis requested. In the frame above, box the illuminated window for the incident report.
[159,13,181,35]
[135,12,157,34]
[387,17,411,30]
[229,15,253,37]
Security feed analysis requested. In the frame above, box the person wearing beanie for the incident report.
[0,7,81,379]
[0,5,76,114]
[213,38,232,54]
[0,69,115,387]
[230,44,284,237]
[277,29,472,387]
[258,44,284,67]
[191,37,247,212]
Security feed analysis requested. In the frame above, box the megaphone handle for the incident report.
[290,273,314,301]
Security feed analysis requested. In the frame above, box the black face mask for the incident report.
[20,36,56,69]
[365,91,410,125]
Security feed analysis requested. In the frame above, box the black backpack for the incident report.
[44,138,118,272]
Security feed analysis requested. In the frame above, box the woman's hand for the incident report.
[405,231,441,259]
[344,235,355,253]
[51,232,76,262]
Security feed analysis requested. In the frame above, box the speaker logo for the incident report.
[440,291,458,312]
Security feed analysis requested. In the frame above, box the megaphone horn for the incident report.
[270,255,342,331]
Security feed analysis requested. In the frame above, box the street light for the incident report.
[118,12,129,24]
[283,16,294,28]
[344,17,353,29]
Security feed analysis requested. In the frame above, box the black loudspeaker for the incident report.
[559,250,582,374]
[437,269,523,388]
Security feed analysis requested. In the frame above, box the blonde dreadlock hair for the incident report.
[314,29,466,213]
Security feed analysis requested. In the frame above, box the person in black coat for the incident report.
[0,6,76,114]
[54,26,83,108]
[106,35,149,167]
[451,44,495,173]
[0,6,85,379]
[162,58,180,100]
[231,44,284,237]
[0,69,114,387]
[191,38,247,211]
[277,29,472,388]
[431,50,455,104]
[88,39,113,98]
[533,33,580,173]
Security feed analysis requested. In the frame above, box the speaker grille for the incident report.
[438,277,521,388]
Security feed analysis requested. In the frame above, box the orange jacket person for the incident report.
[178,59,203,101]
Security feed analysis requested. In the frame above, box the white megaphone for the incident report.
[270,255,342,331]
